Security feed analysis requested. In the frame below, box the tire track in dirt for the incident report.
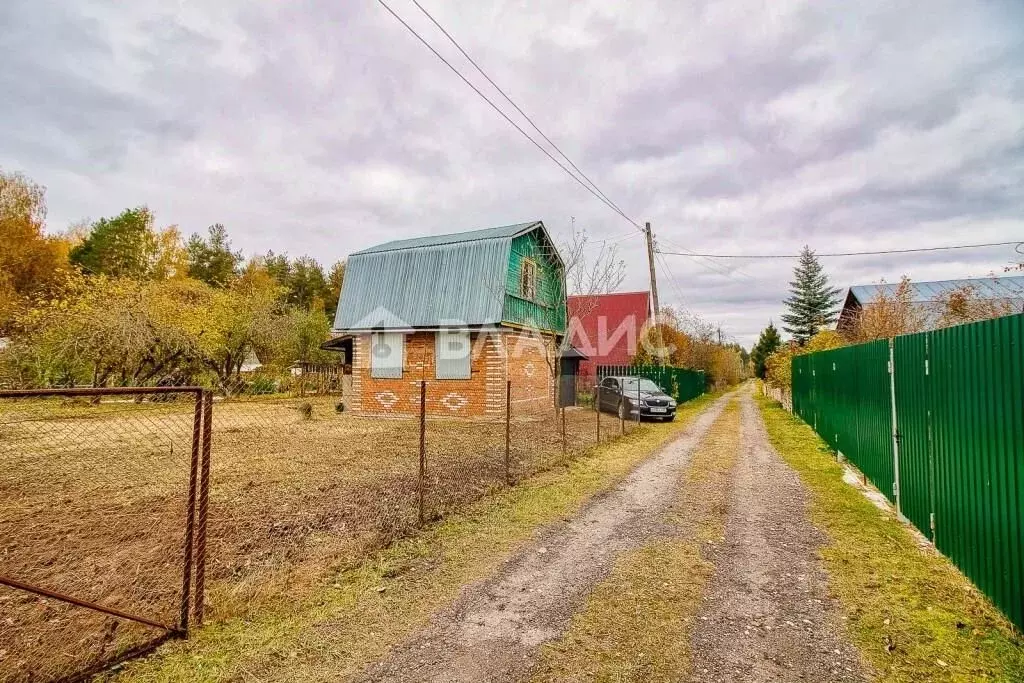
[689,389,868,682]
[353,393,734,683]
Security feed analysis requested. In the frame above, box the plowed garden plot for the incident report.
[0,394,605,683]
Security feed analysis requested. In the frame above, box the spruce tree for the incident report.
[751,321,782,378]
[781,246,841,345]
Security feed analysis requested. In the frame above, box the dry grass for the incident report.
[106,392,722,682]
[0,392,636,682]
[530,399,741,682]
[757,395,1024,683]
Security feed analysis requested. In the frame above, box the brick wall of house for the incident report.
[351,331,510,418]
[504,329,556,415]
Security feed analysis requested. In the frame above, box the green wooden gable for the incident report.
[334,221,566,335]
[503,229,566,333]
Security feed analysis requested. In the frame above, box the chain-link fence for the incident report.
[2,378,651,682]
[0,387,210,683]
[196,378,638,618]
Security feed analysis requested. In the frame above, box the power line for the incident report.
[656,240,1024,259]
[580,230,639,251]
[656,236,753,282]
[654,250,688,311]
[408,0,639,231]
[376,0,644,232]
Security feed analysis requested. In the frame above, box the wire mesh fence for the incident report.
[0,387,208,683]
[2,377,659,681]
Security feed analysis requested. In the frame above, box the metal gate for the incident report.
[0,387,212,683]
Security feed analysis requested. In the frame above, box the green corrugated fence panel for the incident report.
[894,331,932,538]
[791,342,893,498]
[792,313,1024,630]
[595,365,705,403]
[853,340,895,500]
[927,314,1024,629]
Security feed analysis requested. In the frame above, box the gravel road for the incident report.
[688,390,868,682]
[354,394,731,683]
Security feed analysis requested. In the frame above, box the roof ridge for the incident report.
[568,290,650,298]
[353,221,540,255]
[851,274,1024,288]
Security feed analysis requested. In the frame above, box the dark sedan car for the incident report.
[596,376,677,421]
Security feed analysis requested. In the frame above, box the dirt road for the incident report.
[355,394,731,683]
[689,392,867,682]
[354,389,865,682]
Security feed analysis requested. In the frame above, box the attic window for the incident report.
[520,259,538,301]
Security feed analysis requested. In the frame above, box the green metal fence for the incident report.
[793,341,895,500]
[596,365,705,404]
[790,313,1024,629]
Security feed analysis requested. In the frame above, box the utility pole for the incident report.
[644,222,664,364]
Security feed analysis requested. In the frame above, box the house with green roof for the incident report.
[330,221,567,417]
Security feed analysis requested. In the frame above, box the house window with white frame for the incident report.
[435,330,471,379]
[520,258,538,301]
[370,332,404,378]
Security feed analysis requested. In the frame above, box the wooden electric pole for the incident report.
[644,222,660,322]
[644,221,665,363]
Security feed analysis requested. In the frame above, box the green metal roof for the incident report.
[334,221,549,330]
[352,222,539,255]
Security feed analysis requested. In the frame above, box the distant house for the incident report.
[566,291,650,380]
[331,221,566,417]
[837,275,1024,331]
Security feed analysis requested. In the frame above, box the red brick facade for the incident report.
[349,329,555,418]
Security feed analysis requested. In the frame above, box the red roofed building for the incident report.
[566,291,651,380]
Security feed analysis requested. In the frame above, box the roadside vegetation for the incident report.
[757,395,1024,683]
[531,399,740,682]
[108,394,722,682]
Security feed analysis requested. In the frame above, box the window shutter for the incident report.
[435,330,471,379]
[370,332,404,378]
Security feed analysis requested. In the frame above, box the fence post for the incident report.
[193,390,213,625]
[419,381,426,526]
[888,339,906,522]
[179,389,203,634]
[595,384,601,444]
[505,380,512,485]
[561,405,567,457]
[636,377,641,425]
[620,392,625,435]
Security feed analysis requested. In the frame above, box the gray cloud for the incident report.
[1,0,1023,348]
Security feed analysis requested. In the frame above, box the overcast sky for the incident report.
[3,1,1023,347]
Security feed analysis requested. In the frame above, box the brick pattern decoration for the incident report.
[350,330,554,418]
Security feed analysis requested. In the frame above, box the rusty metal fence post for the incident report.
[505,380,512,485]
[418,381,427,526]
[561,406,566,458]
[178,389,204,633]
[620,394,625,435]
[192,390,213,625]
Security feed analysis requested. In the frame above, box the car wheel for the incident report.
[618,400,628,420]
